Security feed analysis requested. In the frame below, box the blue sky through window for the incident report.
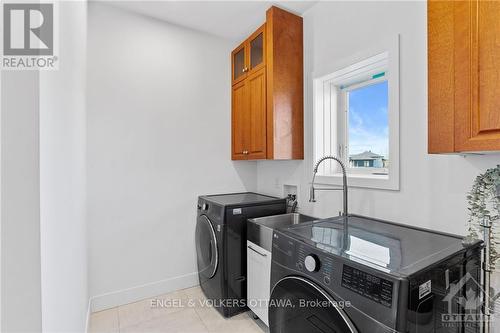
[348,80,389,158]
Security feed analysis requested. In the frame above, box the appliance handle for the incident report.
[247,245,267,257]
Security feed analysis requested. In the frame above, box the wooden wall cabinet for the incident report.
[232,25,267,160]
[428,0,500,153]
[231,6,303,160]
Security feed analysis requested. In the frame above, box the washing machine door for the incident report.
[195,215,218,280]
[269,276,357,333]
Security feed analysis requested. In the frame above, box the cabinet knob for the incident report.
[243,150,249,155]
[242,67,249,73]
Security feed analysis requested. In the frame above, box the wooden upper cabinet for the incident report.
[231,7,303,160]
[428,0,500,153]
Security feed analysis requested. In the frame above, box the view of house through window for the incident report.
[346,79,389,174]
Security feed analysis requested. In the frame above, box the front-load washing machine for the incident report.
[195,192,286,317]
[269,215,482,333]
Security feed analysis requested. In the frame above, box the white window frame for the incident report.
[312,35,399,191]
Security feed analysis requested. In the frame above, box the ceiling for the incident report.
[104,1,317,42]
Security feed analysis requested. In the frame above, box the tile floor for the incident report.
[89,286,267,333]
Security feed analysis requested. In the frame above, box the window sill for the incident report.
[315,173,399,191]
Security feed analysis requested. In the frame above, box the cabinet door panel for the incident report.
[232,81,249,160]
[454,0,500,151]
[232,43,247,85]
[250,33,264,68]
[477,2,500,133]
[428,0,455,153]
[247,68,267,159]
[249,25,265,75]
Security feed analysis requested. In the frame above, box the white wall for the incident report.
[1,71,42,332]
[87,3,257,311]
[39,1,88,332]
[256,1,500,234]
[1,2,88,331]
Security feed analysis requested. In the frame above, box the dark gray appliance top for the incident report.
[203,192,282,207]
[281,215,482,277]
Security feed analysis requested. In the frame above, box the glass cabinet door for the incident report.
[249,26,265,72]
[250,32,264,69]
[232,46,247,83]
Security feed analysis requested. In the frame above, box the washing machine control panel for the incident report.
[341,265,393,308]
[294,245,334,284]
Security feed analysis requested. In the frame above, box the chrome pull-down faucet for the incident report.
[309,155,348,217]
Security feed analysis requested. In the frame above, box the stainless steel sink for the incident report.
[251,213,317,229]
[247,213,317,251]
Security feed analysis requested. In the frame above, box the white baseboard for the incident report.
[90,272,199,313]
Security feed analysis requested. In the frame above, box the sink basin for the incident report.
[251,213,317,229]
[247,213,317,251]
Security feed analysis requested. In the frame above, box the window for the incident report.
[313,37,399,190]
[343,77,389,175]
